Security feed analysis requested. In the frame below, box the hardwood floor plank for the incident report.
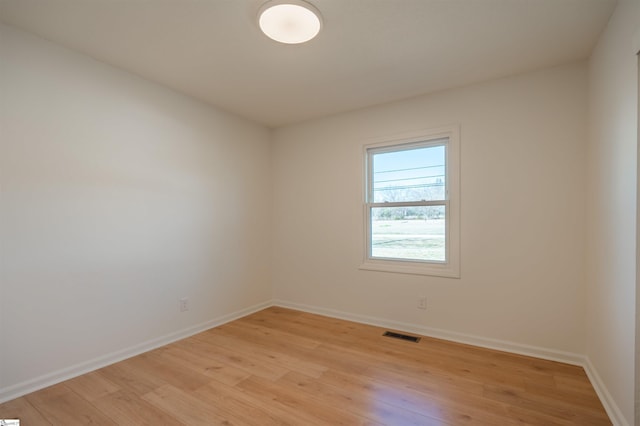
[91,390,184,426]
[505,404,581,426]
[205,328,328,378]
[303,342,489,398]
[98,358,167,396]
[523,379,604,408]
[219,320,322,350]
[0,396,52,425]
[236,375,376,425]
[194,381,300,426]
[554,374,605,395]
[63,370,120,402]
[185,334,290,381]
[141,384,232,426]
[279,370,455,426]
[123,349,211,391]
[310,368,520,426]
[154,343,252,386]
[24,383,117,425]
[483,383,610,425]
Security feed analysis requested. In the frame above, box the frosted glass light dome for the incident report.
[258,1,322,44]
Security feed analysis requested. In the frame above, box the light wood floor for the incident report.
[0,307,611,425]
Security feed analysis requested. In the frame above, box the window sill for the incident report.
[359,260,460,278]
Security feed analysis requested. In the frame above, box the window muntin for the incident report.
[362,127,459,278]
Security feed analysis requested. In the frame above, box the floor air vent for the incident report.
[383,331,421,343]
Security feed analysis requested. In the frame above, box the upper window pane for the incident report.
[371,143,446,203]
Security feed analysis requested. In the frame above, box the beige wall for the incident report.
[272,63,588,355]
[586,0,640,424]
[0,25,272,394]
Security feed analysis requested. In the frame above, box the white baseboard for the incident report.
[0,300,272,404]
[273,299,585,365]
[583,357,630,426]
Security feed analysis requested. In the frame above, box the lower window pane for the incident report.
[371,206,445,262]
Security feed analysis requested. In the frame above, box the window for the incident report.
[361,126,460,277]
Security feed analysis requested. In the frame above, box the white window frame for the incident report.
[360,125,460,278]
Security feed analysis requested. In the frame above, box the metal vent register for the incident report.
[383,331,421,343]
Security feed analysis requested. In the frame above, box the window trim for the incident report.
[359,126,460,278]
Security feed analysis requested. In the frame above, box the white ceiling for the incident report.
[0,0,617,127]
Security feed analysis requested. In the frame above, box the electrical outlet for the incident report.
[179,297,189,312]
[418,297,427,310]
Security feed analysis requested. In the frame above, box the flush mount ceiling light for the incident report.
[258,0,322,44]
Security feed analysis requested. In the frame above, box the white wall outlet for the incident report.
[179,297,189,312]
[418,297,427,310]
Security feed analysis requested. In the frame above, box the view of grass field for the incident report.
[371,218,445,261]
